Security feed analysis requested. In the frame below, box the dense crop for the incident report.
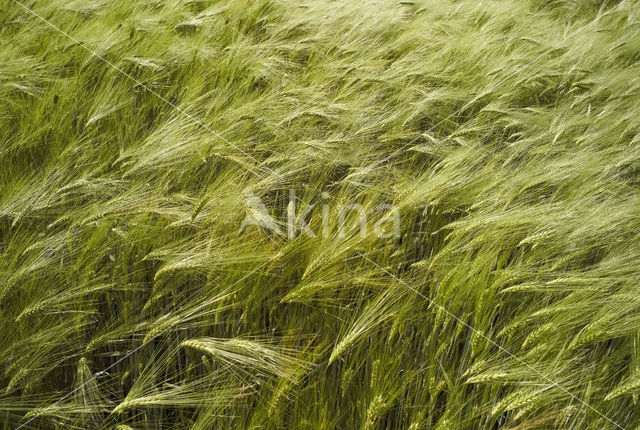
[1,0,640,428]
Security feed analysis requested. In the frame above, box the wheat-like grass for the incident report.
[1,0,640,428]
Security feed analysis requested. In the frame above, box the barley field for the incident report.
[1,0,640,428]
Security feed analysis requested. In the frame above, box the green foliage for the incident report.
[1,0,640,428]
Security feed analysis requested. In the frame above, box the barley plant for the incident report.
[1,0,640,428]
